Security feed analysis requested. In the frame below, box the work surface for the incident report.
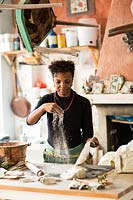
[0,163,133,200]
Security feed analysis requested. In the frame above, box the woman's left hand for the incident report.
[87,137,99,147]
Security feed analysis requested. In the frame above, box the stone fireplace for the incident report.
[88,0,133,154]
[84,94,133,153]
[106,115,133,151]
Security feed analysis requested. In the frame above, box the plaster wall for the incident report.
[97,0,133,80]
[0,0,16,138]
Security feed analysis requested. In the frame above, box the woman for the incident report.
[27,60,99,163]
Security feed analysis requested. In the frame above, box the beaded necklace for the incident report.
[54,91,75,112]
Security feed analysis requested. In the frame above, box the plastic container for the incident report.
[65,30,78,47]
[57,33,66,48]
[4,33,13,51]
[77,18,98,46]
[13,36,20,51]
[40,88,51,97]
[47,30,57,48]
[32,87,40,99]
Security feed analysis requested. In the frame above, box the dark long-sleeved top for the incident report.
[30,90,94,149]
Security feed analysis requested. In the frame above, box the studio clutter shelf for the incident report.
[3,50,41,65]
[35,45,100,67]
[2,50,26,65]
[3,45,99,67]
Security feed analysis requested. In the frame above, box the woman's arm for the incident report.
[81,98,99,147]
[27,104,46,125]
[27,102,64,125]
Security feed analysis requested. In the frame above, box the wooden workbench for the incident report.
[0,163,132,200]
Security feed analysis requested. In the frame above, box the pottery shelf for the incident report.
[3,50,41,65]
[35,45,100,67]
[3,45,99,67]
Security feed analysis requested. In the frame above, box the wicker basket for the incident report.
[0,141,28,165]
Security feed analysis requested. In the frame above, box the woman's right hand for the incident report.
[27,103,64,125]
[43,103,64,115]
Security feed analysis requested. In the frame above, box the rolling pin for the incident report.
[25,161,44,176]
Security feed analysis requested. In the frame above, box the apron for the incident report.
[43,142,84,164]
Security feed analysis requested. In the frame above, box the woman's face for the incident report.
[53,72,73,97]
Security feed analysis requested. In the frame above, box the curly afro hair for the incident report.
[48,60,75,78]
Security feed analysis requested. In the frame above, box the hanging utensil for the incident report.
[3,52,31,118]
[10,58,31,118]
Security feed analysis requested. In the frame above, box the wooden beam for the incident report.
[0,3,63,10]
[112,119,133,124]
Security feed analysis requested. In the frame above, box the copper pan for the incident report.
[10,58,31,118]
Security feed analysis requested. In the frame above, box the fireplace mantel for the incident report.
[82,93,133,153]
[83,94,133,105]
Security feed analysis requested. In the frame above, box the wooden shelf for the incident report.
[3,50,26,56]
[3,45,100,66]
[3,50,41,65]
[112,119,133,124]
[66,46,99,67]
[35,45,99,67]
[2,50,26,65]
[61,45,98,51]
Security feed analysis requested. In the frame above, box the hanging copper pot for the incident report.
[10,57,31,118]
